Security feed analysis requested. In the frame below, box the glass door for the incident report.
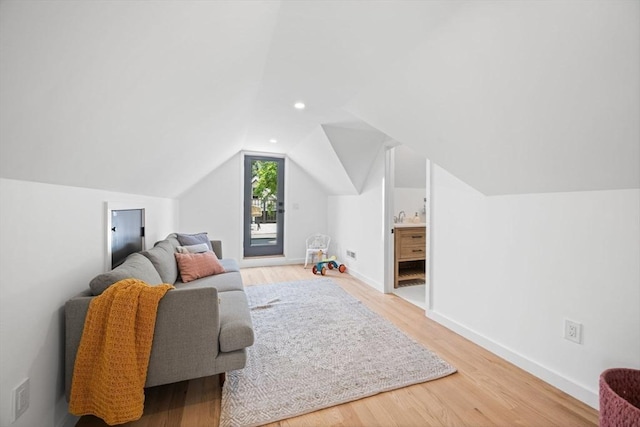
[243,155,285,257]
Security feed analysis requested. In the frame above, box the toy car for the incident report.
[312,256,347,275]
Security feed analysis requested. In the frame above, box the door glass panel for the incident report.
[111,209,144,268]
[244,156,284,257]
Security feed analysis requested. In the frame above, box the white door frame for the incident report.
[383,147,395,294]
[425,158,433,311]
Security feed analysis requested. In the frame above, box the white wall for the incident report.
[393,145,427,224]
[178,152,329,266]
[394,144,426,189]
[328,146,387,291]
[284,159,330,260]
[429,165,640,408]
[394,188,426,224]
[0,178,178,427]
[178,153,243,262]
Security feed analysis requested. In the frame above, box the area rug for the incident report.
[220,278,456,427]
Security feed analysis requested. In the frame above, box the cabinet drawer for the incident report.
[398,245,425,260]
[397,230,426,247]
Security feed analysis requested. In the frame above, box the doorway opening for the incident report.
[243,155,285,257]
[384,145,431,311]
[106,203,145,270]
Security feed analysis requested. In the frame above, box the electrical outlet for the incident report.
[13,378,29,422]
[564,319,583,344]
[346,250,356,260]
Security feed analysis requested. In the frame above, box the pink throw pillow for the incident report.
[175,251,225,283]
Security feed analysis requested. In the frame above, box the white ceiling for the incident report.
[346,0,640,195]
[1,0,638,198]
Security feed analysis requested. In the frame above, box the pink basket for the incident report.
[599,368,640,427]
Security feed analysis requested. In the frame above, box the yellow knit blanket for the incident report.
[69,278,174,425]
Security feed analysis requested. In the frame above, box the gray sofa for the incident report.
[64,233,254,400]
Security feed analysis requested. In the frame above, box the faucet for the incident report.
[398,211,405,223]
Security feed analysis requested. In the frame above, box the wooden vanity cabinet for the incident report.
[394,226,426,288]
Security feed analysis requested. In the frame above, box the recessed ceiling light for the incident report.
[269,139,277,143]
[294,102,305,110]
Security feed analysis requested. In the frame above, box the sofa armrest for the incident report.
[210,240,223,259]
[146,286,220,387]
[65,286,220,399]
[65,293,92,401]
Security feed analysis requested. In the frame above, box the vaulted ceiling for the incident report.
[1,1,637,198]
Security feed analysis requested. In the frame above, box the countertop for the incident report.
[394,223,426,228]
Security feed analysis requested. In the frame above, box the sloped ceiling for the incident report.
[288,121,388,195]
[0,1,279,197]
[322,123,388,194]
[346,0,640,195]
[1,1,637,198]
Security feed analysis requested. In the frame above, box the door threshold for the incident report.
[243,254,285,260]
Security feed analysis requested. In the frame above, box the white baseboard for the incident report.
[236,258,383,292]
[239,257,304,268]
[427,309,599,409]
[344,266,384,293]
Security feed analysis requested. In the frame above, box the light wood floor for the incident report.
[77,265,598,427]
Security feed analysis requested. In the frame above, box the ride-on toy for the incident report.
[312,255,347,276]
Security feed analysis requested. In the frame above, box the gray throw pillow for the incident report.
[176,232,212,251]
[176,243,210,254]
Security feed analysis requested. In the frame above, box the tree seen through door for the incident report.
[251,160,277,231]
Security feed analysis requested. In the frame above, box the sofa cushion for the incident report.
[175,251,225,283]
[219,258,239,273]
[141,240,179,284]
[174,270,244,293]
[89,253,162,296]
[176,232,213,251]
[218,290,254,352]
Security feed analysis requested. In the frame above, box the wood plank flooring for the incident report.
[76,265,598,426]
